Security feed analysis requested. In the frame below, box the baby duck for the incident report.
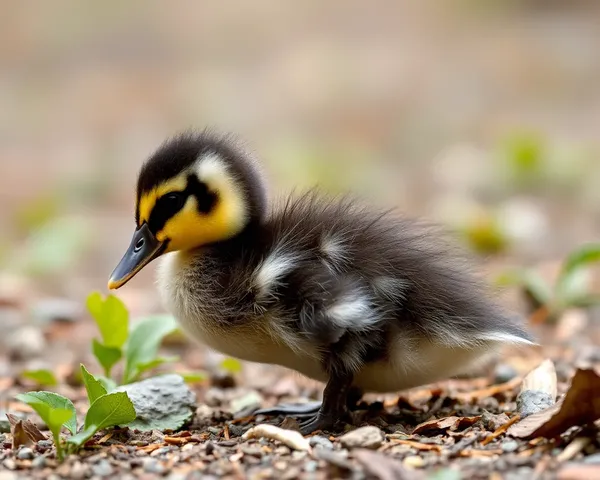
[108,130,533,434]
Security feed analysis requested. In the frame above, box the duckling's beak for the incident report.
[108,223,165,290]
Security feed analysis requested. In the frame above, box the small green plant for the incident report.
[497,243,600,322]
[20,369,58,386]
[86,292,180,385]
[16,364,136,461]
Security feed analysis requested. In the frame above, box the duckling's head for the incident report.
[108,131,266,289]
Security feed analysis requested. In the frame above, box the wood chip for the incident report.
[387,439,441,452]
[97,432,114,444]
[453,377,522,402]
[556,436,592,462]
[520,359,557,400]
[164,436,190,445]
[481,415,521,445]
[137,443,163,453]
[242,424,311,451]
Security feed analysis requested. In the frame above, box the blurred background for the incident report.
[1,1,600,374]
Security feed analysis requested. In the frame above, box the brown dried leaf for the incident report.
[353,449,424,480]
[509,368,600,439]
[11,420,30,448]
[412,415,480,435]
[7,413,46,447]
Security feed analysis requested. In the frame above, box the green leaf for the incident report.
[96,376,118,393]
[86,292,129,348]
[16,391,77,435]
[556,243,600,301]
[123,315,178,384]
[132,356,179,381]
[66,425,98,449]
[84,392,136,430]
[220,357,242,374]
[80,364,107,405]
[92,339,122,378]
[21,369,58,386]
[495,269,553,307]
[180,372,207,384]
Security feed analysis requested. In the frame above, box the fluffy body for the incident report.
[157,190,532,393]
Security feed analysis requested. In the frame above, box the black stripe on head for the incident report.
[147,175,218,234]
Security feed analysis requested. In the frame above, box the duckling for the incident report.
[108,130,534,434]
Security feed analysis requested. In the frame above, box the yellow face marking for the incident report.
[138,175,187,227]
[137,156,249,252]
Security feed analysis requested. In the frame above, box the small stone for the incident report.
[0,433,5,442]
[339,426,385,450]
[0,416,11,433]
[502,440,519,453]
[31,456,47,469]
[403,455,425,468]
[210,372,236,389]
[493,364,518,384]
[2,459,17,470]
[70,461,89,479]
[481,410,510,431]
[144,458,166,474]
[309,435,334,450]
[31,298,82,324]
[17,447,34,460]
[115,374,197,431]
[584,453,600,464]
[91,459,114,477]
[304,461,319,473]
[6,326,46,360]
[517,390,554,417]
[0,472,18,480]
[230,391,263,414]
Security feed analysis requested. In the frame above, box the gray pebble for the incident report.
[502,440,519,453]
[517,390,554,417]
[339,426,385,450]
[91,459,114,477]
[31,456,47,469]
[0,417,10,434]
[144,458,166,474]
[493,363,518,384]
[584,453,600,464]
[17,447,34,460]
[0,433,6,442]
[304,461,319,473]
[6,326,46,360]
[309,435,334,450]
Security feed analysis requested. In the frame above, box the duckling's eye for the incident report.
[163,192,185,210]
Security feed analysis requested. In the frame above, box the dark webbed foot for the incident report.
[254,401,322,418]
[255,371,354,434]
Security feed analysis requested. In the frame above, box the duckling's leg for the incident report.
[297,370,354,435]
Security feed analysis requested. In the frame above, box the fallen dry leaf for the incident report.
[7,413,46,447]
[11,419,30,448]
[242,424,311,451]
[353,449,423,480]
[509,368,600,439]
[412,415,480,435]
[520,359,557,400]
